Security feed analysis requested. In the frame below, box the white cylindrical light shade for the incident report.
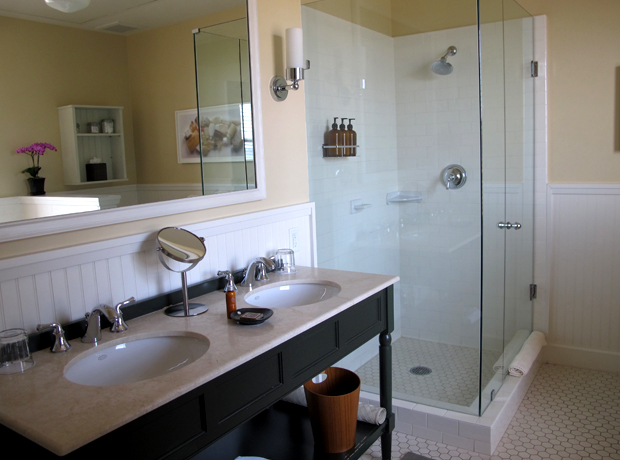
[286,28,304,69]
[45,0,90,13]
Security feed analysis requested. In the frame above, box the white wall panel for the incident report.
[548,185,620,355]
[0,203,316,333]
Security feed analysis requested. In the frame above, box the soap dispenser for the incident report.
[217,270,238,319]
[339,118,348,156]
[327,117,340,157]
[345,118,357,156]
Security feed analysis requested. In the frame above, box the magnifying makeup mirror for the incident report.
[156,227,209,317]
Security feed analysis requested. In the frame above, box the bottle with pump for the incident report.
[346,118,357,156]
[217,270,238,319]
[339,118,348,157]
[327,117,340,157]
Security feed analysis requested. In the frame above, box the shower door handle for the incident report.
[498,222,522,230]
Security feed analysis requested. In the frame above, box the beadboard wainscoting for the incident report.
[0,203,317,333]
[546,184,620,372]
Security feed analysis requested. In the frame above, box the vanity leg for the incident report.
[379,331,392,460]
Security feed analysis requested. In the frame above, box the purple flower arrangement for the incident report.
[17,142,57,178]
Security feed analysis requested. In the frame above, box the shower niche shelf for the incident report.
[322,145,360,158]
[386,191,423,204]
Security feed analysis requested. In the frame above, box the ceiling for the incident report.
[302,0,531,37]
[0,0,246,34]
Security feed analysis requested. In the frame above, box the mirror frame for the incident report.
[0,0,264,243]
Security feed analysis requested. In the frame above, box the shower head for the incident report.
[431,46,457,75]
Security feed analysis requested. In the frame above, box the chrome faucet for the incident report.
[82,297,134,344]
[37,323,71,353]
[239,257,276,289]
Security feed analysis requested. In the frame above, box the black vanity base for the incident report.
[1,285,395,460]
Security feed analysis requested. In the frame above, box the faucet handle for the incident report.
[263,257,276,272]
[37,323,71,353]
[255,262,269,281]
[110,297,134,333]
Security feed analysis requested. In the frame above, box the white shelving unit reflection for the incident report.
[58,105,127,185]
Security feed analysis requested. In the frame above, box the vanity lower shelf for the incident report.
[192,401,393,460]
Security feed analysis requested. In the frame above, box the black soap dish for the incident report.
[230,308,273,325]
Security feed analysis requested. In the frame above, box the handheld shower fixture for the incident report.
[431,46,457,75]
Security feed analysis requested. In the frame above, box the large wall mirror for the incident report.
[0,0,264,242]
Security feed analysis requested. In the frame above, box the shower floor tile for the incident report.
[361,363,620,459]
[356,337,498,409]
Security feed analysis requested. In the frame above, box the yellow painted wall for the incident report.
[5,0,617,258]
[515,0,620,183]
[302,0,393,36]
[0,16,137,198]
[0,0,309,259]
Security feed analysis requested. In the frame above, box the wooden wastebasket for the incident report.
[304,367,361,453]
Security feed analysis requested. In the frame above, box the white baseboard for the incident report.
[544,344,620,374]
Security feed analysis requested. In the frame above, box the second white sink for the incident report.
[64,333,209,386]
[245,281,341,309]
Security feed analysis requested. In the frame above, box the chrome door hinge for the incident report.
[530,284,538,301]
[531,61,539,77]
[498,222,522,230]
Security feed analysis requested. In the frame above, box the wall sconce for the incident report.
[270,28,310,102]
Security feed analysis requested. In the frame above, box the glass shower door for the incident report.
[194,19,255,194]
[479,0,534,414]
[500,0,535,385]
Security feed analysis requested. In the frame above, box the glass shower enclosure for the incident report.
[303,0,535,415]
[193,19,256,195]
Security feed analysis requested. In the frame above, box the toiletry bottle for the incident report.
[339,118,348,157]
[327,117,340,157]
[218,270,238,319]
[346,118,357,156]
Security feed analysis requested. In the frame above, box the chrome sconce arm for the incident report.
[270,61,311,101]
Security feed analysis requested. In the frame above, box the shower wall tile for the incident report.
[305,7,544,365]
[303,7,402,344]
[394,25,483,345]
[393,18,537,352]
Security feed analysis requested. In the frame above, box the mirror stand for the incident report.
[156,227,209,317]
[162,270,209,317]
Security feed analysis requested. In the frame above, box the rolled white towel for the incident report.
[281,387,387,425]
[493,329,530,373]
[508,331,547,377]
[358,402,387,425]
[282,386,307,406]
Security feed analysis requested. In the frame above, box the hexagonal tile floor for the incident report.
[356,337,499,408]
[361,363,620,459]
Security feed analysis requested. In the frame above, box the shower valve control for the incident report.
[498,222,522,230]
[441,164,467,190]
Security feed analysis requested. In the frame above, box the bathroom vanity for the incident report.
[0,267,397,460]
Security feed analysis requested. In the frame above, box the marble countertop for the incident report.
[0,266,398,456]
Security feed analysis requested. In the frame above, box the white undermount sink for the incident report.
[244,281,341,309]
[64,333,209,386]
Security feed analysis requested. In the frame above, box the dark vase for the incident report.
[27,177,46,196]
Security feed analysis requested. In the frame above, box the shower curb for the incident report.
[360,351,544,455]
